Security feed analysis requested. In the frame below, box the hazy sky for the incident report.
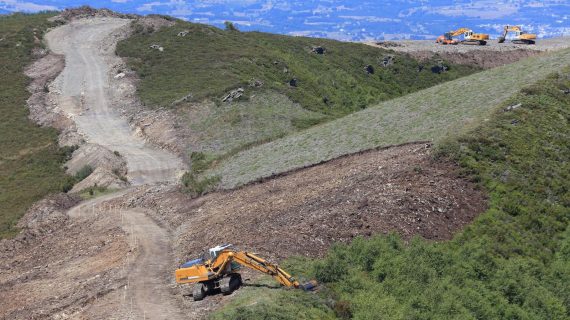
[2,0,569,40]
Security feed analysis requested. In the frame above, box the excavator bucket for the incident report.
[299,280,319,291]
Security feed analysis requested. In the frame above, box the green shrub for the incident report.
[0,13,72,238]
[75,165,93,182]
[224,21,238,32]
[181,172,220,196]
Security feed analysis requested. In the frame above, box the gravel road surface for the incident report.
[46,18,184,185]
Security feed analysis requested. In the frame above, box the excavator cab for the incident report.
[208,244,232,260]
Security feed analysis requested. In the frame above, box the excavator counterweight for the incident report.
[175,245,317,301]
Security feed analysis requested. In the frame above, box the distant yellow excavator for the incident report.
[436,28,489,45]
[498,25,536,45]
[175,245,317,301]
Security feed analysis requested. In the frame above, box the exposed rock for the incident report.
[51,6,134,22]
[380,55,395,67]
[375,41,403,48]
[289,78,298,87]
[16,193,81,232]
[311,46,326,54]
[222,88,245,102]
[504,103,522,112]
[177,30,189,37]
[114,72,125,79]
[431,60,449,74]
[149,44,164,52]
[24,51,82,147]
[249,79,264,88]
[364,65,375,74]
[136,15,176,32]
[172,93,193,106]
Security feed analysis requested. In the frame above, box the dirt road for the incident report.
[46,18,183,185]
[41,18,187,319]
[68,193,186,320]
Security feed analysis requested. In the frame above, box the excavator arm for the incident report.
[232,251,301,288]
[211,250,301,287]
[206,249,317,290]
[499,25,536,44]
[449,28,471,37]
[176,246,317,301]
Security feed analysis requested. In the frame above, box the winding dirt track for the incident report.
[45,19,186,319]
[46,18,183,185]
[68,193,186,320]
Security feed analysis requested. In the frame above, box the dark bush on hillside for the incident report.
[75,165,93,182]
[224,21,238,32]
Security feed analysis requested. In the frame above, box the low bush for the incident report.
[74,165,93,181]
[0,13,72,238]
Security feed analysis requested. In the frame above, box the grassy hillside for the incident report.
[206,48,570,189]
[213,69,570,319]
[0,13,72,238]
[117,19,477,116]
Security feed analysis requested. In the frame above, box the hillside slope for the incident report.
[207,47,570,189]
[115,18,480,168]
[214,66,570,320]
[0,13,72,238]
[117,19,477,116]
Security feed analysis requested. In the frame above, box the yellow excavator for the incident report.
[175,244,317,301]
[436,28,489,45]
[498,25,536,44]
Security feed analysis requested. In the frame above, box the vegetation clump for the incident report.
[0,13,72,238]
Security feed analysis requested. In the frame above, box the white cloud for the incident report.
[0,0,57,12]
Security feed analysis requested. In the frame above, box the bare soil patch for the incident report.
[367,38,570,69]
[1,143,486,319]
[116,143,487,263]
[0,194,129,319]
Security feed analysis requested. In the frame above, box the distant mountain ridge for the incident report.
[2,0,570,40]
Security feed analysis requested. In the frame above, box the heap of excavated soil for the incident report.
[0,194,129,319]
[367,38,570,69]
[115,143,487,262]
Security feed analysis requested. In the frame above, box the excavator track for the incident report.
[512,39,535,45]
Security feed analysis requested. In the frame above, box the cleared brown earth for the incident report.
[116,143,487,263]
[0,194,129,319]
[0,142,486,319]
[367,38,570,69]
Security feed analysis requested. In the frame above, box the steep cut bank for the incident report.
[45,18,184,185]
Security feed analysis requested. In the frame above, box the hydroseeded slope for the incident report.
[209,47,570,189]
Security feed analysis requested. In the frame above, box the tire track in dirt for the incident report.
[68,193,186,320]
